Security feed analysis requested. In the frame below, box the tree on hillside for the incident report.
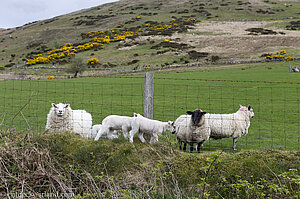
[66,57,87,78]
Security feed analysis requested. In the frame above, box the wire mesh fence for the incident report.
[0,75,299,151]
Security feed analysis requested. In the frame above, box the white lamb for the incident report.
[173,109,210,153]
[89,124,119,139]
[94,115,135,141]
[45,103,92,138]
[128,114,173,143]
[176,105,255,150]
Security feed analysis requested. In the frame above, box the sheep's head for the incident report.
[166,121,174,132]
[187,109,206,126]
[52,103,70,117]
[239,105,255,118]
[133,113,143,117]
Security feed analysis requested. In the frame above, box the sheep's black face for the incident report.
[187,109,206,125]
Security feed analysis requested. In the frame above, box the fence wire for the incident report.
[0,76,299,151]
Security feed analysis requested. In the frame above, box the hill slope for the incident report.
[0,0,300,74]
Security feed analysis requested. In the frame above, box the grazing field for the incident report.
[1,61,300,151]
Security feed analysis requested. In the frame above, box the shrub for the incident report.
[47,75,55,79]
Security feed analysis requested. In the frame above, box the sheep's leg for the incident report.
[197,141,204,153]
[183,143,187,152]
[95,126,107,141]
[150,134,159,144]
[190,143,193,153]
[129,128,138,143]
[122,127,129,139]
[233,138,238,150]
[138,132,146,143]
[107,130,118,139]
[179,140,182,150]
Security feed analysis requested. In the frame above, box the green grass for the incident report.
[1,61,300,151]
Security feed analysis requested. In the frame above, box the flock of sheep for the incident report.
[45,103,255,152]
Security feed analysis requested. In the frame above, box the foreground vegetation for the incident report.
[0,130,299,198]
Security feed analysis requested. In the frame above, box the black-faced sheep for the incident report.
[173,109,210,153]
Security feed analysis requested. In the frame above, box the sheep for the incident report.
[173,109,210,153]
[128,114,173,143]
[176,105,255,150]
[89,124,119,139]
[45,103,92,138]
[206,105,255,150]
[94,115,134,141]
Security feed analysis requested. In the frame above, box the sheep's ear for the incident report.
[239,104,243,108]
[186,111,193,115]
[52,103,57,108]
[133,113,137,117]
[168,121,173,125]
[202,112,206,115]
[65,104,70,108]
[248,105,251,110]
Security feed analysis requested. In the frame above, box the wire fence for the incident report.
[0,74,299,151]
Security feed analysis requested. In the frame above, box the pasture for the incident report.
[0,61,300,151]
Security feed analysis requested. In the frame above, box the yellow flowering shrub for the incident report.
[25,17,201,66]
[280,50,286,55]
[47,75,55,79]
[88,58,99,65]
[286,56,293,61]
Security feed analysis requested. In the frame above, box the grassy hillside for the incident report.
[0,130,299,198]
[0,0,299,74]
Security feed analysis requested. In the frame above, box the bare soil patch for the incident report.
[170,21,300,59]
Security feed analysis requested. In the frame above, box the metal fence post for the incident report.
[144,72,154,119]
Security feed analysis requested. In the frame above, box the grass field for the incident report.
[1,61,300,151]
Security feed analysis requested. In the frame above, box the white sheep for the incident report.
[45,103,92,138]
[128,114,173,143]
[94,115,134,141]
[173,109,210,153]
[89,124,119,139]
[206,105,254,150]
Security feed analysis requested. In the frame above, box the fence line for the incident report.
[0,75,299,151]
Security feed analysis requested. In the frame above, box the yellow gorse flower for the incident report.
[88,58,99,65]
[47,75,55,79]
[25,17,201,66]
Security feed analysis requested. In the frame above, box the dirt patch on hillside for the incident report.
[170,21,300,59]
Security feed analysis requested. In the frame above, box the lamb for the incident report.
[173,109,210,153]
[207,105,255,150]
[94,115,134,141]
[88,124,119,139]
[128,114,173,143]
[45,103,92,138]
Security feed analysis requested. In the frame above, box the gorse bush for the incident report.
[0,130,299,198]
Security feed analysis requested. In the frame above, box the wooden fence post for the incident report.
[144,72,154,119]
